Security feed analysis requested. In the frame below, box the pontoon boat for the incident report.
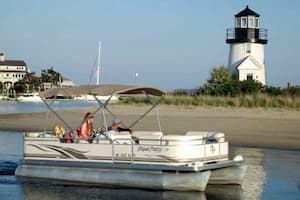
[16,84,246,191]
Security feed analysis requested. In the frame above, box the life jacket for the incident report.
[67,129,80,143]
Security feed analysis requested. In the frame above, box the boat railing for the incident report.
[24,131,227,163]
[108,136,227,164]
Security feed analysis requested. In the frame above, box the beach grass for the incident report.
[119,94,300,110]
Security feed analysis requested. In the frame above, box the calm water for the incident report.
[0,101,97,114]
[0,132,299,200]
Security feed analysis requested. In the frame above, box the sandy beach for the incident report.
[0,105,299,150]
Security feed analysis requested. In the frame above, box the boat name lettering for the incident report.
[115,153,133,158]
[137,146,163,153]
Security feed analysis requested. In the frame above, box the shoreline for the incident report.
[0,105,299,150]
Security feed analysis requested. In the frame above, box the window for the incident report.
[241,17,247,28]
[248,17,255,28]
[255,18,259,28]
[246,43,251,53]
[247,74,253,80]
[235,17,241,28]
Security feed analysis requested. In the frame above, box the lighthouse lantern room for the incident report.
[226,6,268,85]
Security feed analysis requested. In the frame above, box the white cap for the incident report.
[113,118,122,124]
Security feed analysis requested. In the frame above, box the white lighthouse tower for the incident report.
[226,6,268,85]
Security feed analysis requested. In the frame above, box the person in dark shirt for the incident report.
[109,118,131,133]
[109,118,139,144]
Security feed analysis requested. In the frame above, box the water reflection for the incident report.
[0,101,97,114]
[262,149,300,199]
[1,131,300,199]
[206,185,244,200]
[21,182,244,200]
[0,176,23,200]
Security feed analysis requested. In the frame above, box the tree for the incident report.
[204,65,240,96]
[208,66,234,85]
[173,89,189,96]
[239,80,264,95]
[14,72,41,93]
[265,86,283,96]
[41,67,62,86]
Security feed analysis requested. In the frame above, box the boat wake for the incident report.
[0,161,18,175]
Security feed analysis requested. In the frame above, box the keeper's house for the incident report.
[0,51,27,90]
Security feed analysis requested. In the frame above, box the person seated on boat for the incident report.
[54,124,65,142]
[79,112,95,143]
[108,118,139,144]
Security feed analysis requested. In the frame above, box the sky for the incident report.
[1,0,300,91]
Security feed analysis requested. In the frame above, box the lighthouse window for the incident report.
[236,17,241,28]
[248,17,255,28]
[255,18,259,28]
[246,43,251,53]
[241,17,247,28]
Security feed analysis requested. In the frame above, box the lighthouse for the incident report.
[226,6,268,85]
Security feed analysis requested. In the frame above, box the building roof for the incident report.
[235,55,263,70]
[235,6,260,17]
[0,60,27,66]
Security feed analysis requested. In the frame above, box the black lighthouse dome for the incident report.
[226,6,267,44]
[235,5,260,18]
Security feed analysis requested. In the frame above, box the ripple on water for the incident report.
[230,147,266,200]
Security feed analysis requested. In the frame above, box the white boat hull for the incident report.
[19,131,246,190]
[17,93,42,102]
[209,165,247,185]
[16,163,211,191]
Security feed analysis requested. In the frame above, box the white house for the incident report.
[60,76,75,88]
[0,51,27,90]
[42,76,75,91]
[0,50,75,95]
[226,6,268,85]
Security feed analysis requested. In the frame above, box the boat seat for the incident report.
[92,134,112,144]
[138,134,163,145]
[25,132,56,138]
[79,140,89,144]
[104,130,132,144]
[161,135,203,145]
[185,131,225,143]
[111,135,132,144]
[133,131,163,137]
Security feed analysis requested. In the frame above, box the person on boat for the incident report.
[109,118,131,133]
[108,118,139,144]
[54,124,65,142]
[79,112,95,143]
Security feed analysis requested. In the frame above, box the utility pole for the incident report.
[96,41,101,85]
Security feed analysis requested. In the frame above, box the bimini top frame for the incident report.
[39,84,166,133]
[40,84,165,98]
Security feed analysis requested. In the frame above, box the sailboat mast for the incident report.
[96,40,101,85]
